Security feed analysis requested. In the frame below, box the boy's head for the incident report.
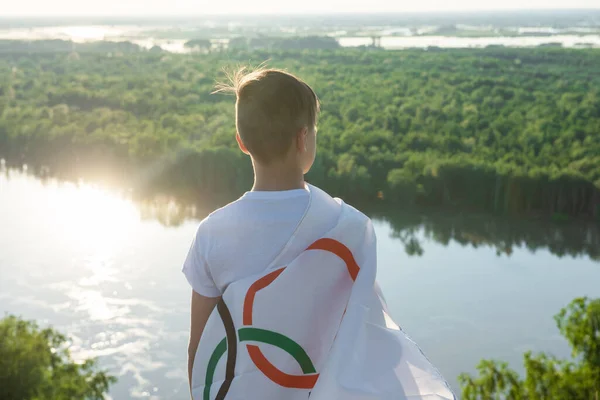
[216,68,320,174]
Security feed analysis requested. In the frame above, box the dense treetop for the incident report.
[1,45,599,217]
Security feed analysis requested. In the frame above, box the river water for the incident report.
[1,25,599,52]
[1,169,599,398]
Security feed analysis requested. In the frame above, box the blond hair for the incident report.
[215,67,320,164]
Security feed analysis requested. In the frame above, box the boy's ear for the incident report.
[296,127,308,152]
[236,132,250,155]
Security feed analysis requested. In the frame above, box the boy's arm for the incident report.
[188,290,221,394]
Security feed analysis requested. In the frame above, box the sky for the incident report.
[3,0,600,16]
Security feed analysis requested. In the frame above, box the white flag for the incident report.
[191,185,455,400]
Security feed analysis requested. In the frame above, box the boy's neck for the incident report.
[252,160,305,192]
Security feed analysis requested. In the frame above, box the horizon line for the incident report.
[3,8,600,19]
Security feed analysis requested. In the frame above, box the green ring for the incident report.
[203,338,227,400]
[203,327,317,399]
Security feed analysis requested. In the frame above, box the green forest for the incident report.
[459,297,600,399]
[1,43,599,219]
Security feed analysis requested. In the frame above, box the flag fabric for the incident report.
[191,184,455,400]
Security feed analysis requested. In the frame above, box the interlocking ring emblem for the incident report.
[203,238,359,400]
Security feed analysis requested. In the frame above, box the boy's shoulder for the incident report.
[311,184,370,219]
[308,184,373,236]
[196,196,248,232]
[195,189,309,233]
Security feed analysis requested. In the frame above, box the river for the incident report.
[1,168,599,398]
[1,25,599,52]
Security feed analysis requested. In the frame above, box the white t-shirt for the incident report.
[182,188,310,297]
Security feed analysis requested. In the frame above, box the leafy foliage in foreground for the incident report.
[459,297,600,399]
[0,315,116,400]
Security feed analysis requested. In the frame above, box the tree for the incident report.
[1,48,599,218]
[185,39,212,52]
[387,168,420,205]
[0,315,116,400]
[459,297,600,399]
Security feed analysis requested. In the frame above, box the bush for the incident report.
[0,315,116,400]
[459,297,600,399]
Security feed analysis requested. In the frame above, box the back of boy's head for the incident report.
[215,67,320,164]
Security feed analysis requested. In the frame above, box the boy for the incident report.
[182,68,454,400]
[182,67,320,389]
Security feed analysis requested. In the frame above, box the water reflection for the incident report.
[131,189,600,263]
[52,185,138,254]
[140,190,600,264]
[0,169,194,399]
[3,166,598,262]
[137,197,208,227]
[375,209,600,262]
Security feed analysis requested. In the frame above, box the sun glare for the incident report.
[49,182,139,256]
